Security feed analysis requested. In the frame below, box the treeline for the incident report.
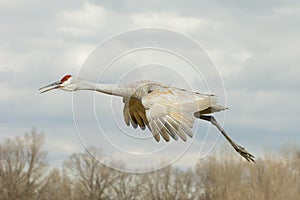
[0,129,300,200]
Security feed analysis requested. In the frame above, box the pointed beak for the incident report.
[39,81,62,94]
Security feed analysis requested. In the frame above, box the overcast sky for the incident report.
[0,0,299,171]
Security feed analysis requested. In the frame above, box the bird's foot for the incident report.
[235,145,255,162]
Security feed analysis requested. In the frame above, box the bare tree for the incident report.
[1,129,300,200]
[194,145,300,200]
[0,128,48,200]
[245,153,300,200]
[63,146,115,200]
[194,146,249,200]
[108,172,147,200]
[38,168,73,200]
[143,166,197,200]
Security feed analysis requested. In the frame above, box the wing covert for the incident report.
[122,86,212,142]
[142,87,196,142]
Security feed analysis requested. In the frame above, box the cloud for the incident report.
[130,13,208,33]
[0,0,299,169]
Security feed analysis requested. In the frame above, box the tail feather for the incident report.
[194,105,227,117]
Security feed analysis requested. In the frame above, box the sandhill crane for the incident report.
[39,74,255,162]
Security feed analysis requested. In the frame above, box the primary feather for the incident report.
[121,81,226,142]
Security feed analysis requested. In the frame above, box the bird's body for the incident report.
[39,75,255,162]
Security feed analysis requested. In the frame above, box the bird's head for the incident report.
[39,74,78,93]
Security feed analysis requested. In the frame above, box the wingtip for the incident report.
[154,134,160,142]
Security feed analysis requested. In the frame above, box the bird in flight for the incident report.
[39,74,255,162]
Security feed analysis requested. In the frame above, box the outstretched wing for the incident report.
[122,86,213,142]
[123,97,148,130]
[141,87,196,142]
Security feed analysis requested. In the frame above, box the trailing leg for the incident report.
[197,115,255,162]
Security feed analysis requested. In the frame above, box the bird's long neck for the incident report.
[76,80,131,97]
